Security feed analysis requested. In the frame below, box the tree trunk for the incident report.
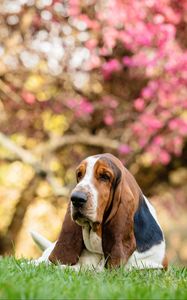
[0,175,40,255]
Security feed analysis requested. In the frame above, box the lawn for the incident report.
[0,257,186,300]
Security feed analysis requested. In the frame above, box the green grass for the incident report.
[0,257,187,300]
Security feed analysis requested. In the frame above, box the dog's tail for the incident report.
[30,230,52,251]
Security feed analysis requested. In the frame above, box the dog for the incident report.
[31,153,167,271]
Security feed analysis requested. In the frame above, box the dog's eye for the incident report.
[99,173,110,181]
[77,171,82,180]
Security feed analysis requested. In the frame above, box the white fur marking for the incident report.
[126,241,165,270]
[75,156,99,221]
[82,226,103,255]
[59,250,105,272]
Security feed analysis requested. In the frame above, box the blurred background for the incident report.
[0,0,186,265]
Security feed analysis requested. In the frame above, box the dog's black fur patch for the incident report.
[134,195,163,252]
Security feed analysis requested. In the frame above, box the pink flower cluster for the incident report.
[92,0,187,164]
[55,0,187,165]
[102,59,122,80]
[66,98,94,117]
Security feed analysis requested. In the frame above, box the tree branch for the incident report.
[0,79,22,103]
[0,132,121,196]
[0,132,69,196]
[35,134,120,154]
[0,132,38,167]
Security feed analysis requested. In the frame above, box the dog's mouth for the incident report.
[72,210,84,220]
[72,209,95,227]
[72,210,88,223]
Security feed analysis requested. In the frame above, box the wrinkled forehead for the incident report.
[76,154,122,174]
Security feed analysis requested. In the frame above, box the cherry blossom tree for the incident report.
[0,0,187,256]
[0,0,186,166]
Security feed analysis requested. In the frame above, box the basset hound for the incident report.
[31,153,167,271]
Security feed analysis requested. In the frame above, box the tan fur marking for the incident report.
[93,223,102,238]
[93,160,114,224]
[76,160,87,182]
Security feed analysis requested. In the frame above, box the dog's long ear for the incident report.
[49,202,83,265]
[102,167,140,268]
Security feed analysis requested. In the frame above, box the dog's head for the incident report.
[70,153,123,226]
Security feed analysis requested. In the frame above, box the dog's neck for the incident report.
[82,224,103,255]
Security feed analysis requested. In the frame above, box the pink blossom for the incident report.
[159,150,171,165]
[85,39,98,49]
[183,101,187,109]
[153,14,165,24]
[67,0,80,16]
[132,123,143,135]
[118,144,131,154]
[136,31,153,47]
[66,98,77,109]
[102,96,118,108]
[172,137,183,156]
[141,115,162,130]
[178,120,187,135]
[168,118,187,135]
[165,136,182,156]
[122,56,133,67]
[79,15,99,29]
[142,86,154,99]
[153,136,164,146]
[77,99,94,115]
[139,138,147,147]
[66,98,94,116]
[22,91,35,104]
[104,114,114,125]
[102,59,122,80]
[134,98,145,111]
[103,28,118,49]
[86,55,101,70]
[99,47,111,56]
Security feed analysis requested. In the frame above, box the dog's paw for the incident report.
[27,258,51,266]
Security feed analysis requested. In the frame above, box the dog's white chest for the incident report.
[82,226,103,255]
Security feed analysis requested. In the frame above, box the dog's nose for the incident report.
[71,191,87,208]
